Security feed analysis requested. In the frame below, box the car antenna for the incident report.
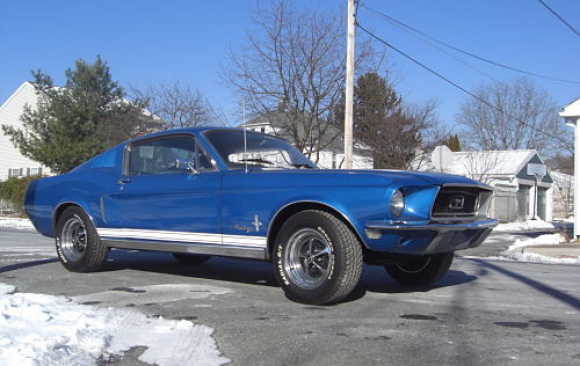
[243,99,248,173]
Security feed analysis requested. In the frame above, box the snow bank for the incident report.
[0,284,230,366]
[507,233,563,250]
[494,219,554,233]
[0,218,36,232]
[500,233,580,265]
[501,250,580,265]
[466,232,580,265]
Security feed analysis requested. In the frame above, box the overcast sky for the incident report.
[1,0,578,129]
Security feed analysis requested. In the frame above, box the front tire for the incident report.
[385,252,454,286]
[55,206,108,272]
[274,210,362,305]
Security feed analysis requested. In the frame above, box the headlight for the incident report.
[390,189,405,218]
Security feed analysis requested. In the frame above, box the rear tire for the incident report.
[274,210,362,305]
[55,206,108,272]
[172,253,211,264]
[385,252,454,286]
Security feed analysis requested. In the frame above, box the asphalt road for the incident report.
[1,230,579,366]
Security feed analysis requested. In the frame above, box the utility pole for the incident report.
[344,0,356,169]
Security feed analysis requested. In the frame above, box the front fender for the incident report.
[265,191,389,251]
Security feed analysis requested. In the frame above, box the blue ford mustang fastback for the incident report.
[25,127,498,304]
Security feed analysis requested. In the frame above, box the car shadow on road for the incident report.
[104,249,478,302]
[104,249,280,287]
[340,266,478,303]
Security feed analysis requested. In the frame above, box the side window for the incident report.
[127,136,215,175]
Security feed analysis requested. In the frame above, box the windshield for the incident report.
[204,130,317,170]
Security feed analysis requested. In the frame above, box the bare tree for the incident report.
[457,77,565,157]
[458,151,507,185]
[405,99,447,170]
[131,81,218,130]
[223,0,377,160]
[546,153,573,175]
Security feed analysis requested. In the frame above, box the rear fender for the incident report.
[52,198,96,235]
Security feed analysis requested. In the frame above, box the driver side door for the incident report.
[111,134,221,237]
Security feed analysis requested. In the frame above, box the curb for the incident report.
[522,244,580,258]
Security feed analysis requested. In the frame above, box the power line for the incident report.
[360,5,497,82]
[536,0,580,38]
[356,22,569,145]
[359,3,580,85]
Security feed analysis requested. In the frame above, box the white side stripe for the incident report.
[96,228,267,247]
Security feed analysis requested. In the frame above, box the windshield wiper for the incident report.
[238,158,274,165]
[291,163,314,169]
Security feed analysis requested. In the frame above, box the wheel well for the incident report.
[267,202,365,258]
[52,203,81,232]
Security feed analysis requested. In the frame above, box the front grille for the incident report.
[431,187,480,218]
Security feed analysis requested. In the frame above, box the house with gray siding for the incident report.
[429,146,553,222]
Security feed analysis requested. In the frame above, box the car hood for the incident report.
[239,168,489,188]
[358,169,486,186]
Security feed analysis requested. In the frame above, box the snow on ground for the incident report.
[507,233,563,250]
[494,219,555,232]
[500,233,580,265]
[466,231,580,265]
[500,249,580,265]
[0,218,36,232]
[0,283,230,366]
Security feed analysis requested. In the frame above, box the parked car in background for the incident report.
[25,127,498,304]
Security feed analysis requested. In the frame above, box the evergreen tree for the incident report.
[447,134,461,152]
[335,72,422,169]
[2,56,144,174]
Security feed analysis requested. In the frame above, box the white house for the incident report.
[429,146,553,222]
[241,111,373,169]
[0,82,50,181]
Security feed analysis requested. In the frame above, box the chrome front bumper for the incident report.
[366,218,499,232]
[365,218,499,254]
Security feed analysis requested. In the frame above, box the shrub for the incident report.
[0,175,44,214]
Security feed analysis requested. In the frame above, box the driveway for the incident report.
[1,230,579,366]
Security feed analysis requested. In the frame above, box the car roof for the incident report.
[126,126,288,145]
[124,126,238,144]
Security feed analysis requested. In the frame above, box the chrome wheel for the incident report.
[60,216,87,262]
[283,228,333,290]
[274,210,363,304]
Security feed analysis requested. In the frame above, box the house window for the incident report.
[332,153,337,169]
[260,127,266,133]
[29,167,43,176]
[8,168,23,178]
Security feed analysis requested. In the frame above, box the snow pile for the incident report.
[502,250,580,265]
[494,219,554,233]
[500,234,580,265]
[0,218,36,232]
[0,284,230,366]
[508,233,563,250]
